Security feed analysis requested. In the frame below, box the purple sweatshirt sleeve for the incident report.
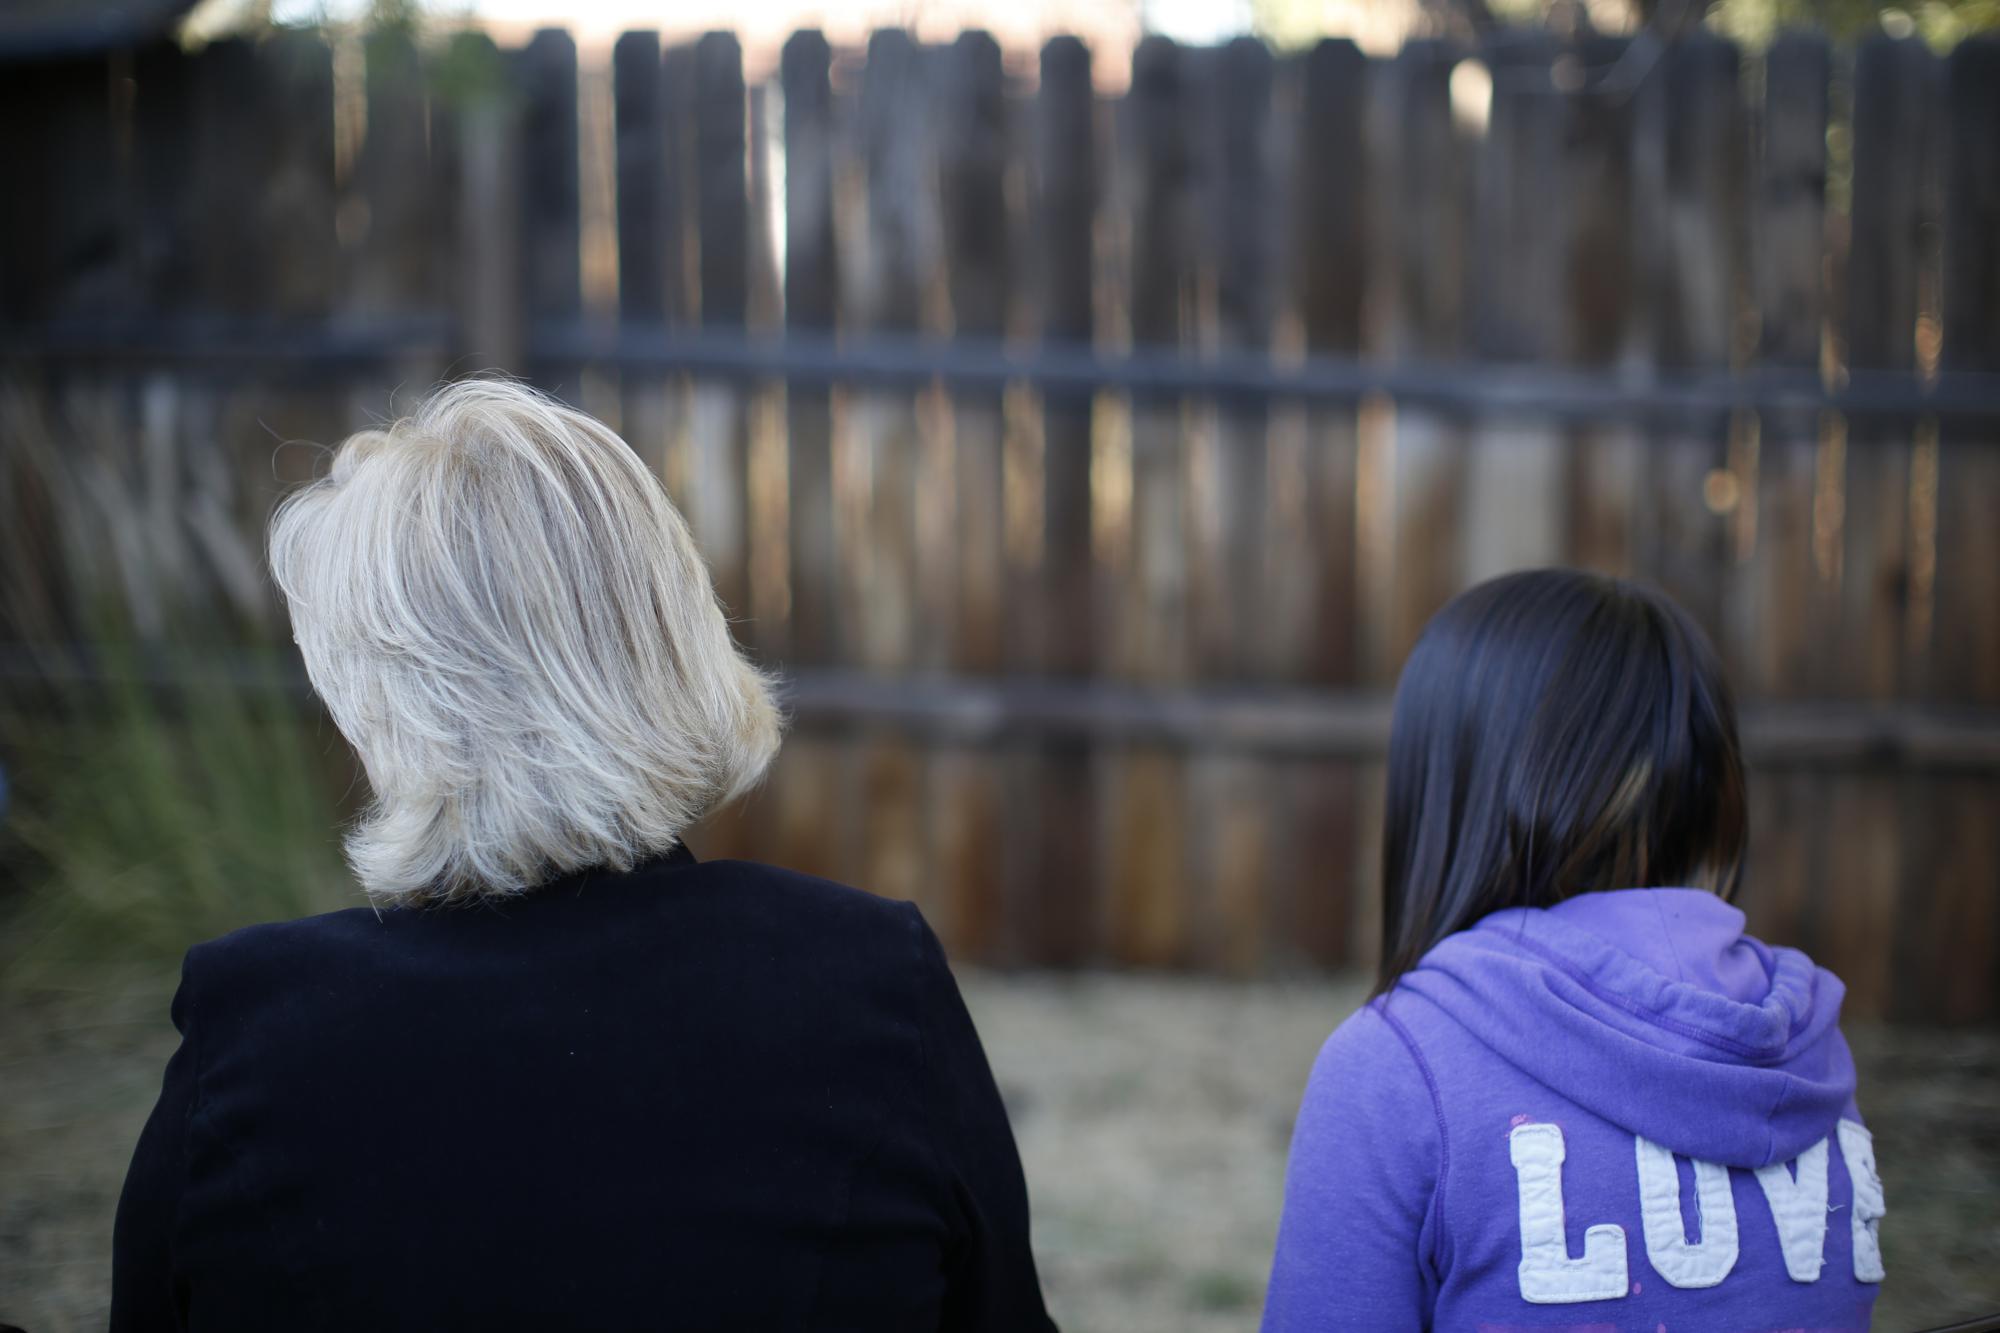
[1261,1003,1444,1332]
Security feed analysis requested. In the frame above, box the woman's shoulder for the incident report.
[181,856,931,996]
[661,856,935,967]
[159,906,394,1042]
[690,857,920,923]
[182,904,388,983]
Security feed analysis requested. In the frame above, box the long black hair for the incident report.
[1376,568,1748,994]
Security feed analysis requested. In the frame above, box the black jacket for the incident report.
[110,847,1056,1332]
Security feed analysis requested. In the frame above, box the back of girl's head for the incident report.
[1377,568,1746,993]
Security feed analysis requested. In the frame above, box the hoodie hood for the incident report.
[1396,888,1856,1169]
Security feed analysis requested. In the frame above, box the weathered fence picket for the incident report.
[1287,38,1364,688]
[1734,34,1830,994]
[1844,35,1934,700]
[1014,33,1099,967]
[1933,37,2000,708]
[1104,35,1194,967]
[1745,33,1829,698]
[1562,35,1643,582]
[781,30,840,667]
[1904,36,2000,1023]
[1382,39,1465,673]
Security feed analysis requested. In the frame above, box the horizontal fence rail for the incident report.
[10,647,2000,769]
[13,321,2000,423]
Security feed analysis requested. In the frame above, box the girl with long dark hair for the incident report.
[1262,569,1881,1330]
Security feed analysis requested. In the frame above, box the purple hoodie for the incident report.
[1263,889,1883,1331]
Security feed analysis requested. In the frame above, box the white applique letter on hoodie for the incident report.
[1754,1138,1829,1282]
[1510,1123,1629,1303]
[1635,1136,1740,1288]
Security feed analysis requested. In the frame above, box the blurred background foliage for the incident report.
[0,394,353,993]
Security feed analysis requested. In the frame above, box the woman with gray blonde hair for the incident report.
[110,380,1056,1333]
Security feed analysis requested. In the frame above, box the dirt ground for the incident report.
[2,970,1995,1332]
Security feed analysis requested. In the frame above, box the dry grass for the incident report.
[1,968,1994,1333]
[966,972,1372,1332]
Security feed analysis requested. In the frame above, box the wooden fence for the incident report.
[2,25,1997,1019]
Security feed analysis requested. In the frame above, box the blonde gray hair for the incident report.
[268,379,781,904]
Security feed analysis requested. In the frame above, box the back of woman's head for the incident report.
[269,379,781,905]
[1377,568,1746,992]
